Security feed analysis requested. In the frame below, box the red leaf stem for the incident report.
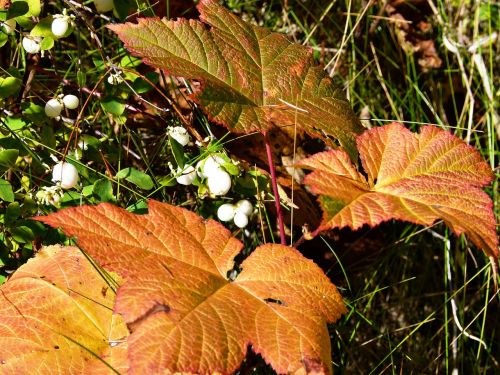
[264,132,286,245]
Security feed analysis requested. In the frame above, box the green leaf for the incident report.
[126,199,148,213]
[77,70,87,87]
[131,72,158,94]
[0,76,22,98]
[13,0,40,28]
[13,0,39,17]
[0,149,19,171]
[222,161,239,176]
[30,16,53,37]
[11,225,34,243]
[120,54,141,68]
[40,36,54,51]
[157,175,176,187]
[0,33,8,48]
[0,179,14,202]
[92,58,105,71]
[115,167,154,190]
[93,178,115,202]
[4,116,26,131]
[22,102,46,123]
[168,135,185,168]
[5,202,20,225]
[40,125,56,149]
[6,1,29,19]
[101,96,125,115]
[113,0,135,21]
[109,0,364,159]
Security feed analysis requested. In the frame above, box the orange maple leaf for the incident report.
[298,123,498,258]
[36,201,347,374]
[0,246,129,374]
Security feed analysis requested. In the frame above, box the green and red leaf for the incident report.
[36,200,347,375]
[108,0,363,159]
[298,123,498,258]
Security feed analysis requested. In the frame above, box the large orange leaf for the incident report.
[0,245,129,374]
[36,200,347,374]
[298,123,498,258]
[108,0,363,159]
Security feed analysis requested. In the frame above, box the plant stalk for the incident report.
[264,132,286,245]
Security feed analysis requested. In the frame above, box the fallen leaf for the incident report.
[0,245,129,374]
[36,200,347,374]
[386,2,442,72]
[298,123,498,258]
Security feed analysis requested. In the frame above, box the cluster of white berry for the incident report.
[174,154,235,195]
[217,200,253,228]
[44,94,79,118]
[198,155,233,196]
[22,11,75,54]
[21,0,113,54]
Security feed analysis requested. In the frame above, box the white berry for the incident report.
[22,36,41,54]
[51,17,69,37]
[233,212,249,228]
[176,165,196,186]
[62,94,79,109]
[207,170,231,196]
[168,126,190,146]
[1,19,16,34]
[198,155,225,178]
[235,199,253,216]
[217,204,236,222]
[45,98,63,118]
[52,162,79,189]
[94,0,114,13]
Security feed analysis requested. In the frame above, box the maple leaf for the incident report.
[298,123,498,258]
[108,0,364,159]
[0,245,129,374]
[36,200,347,375]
